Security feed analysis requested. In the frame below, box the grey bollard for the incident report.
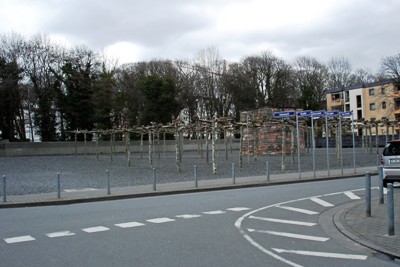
[57,173,61,199]
[106,170,110,195]
[194,165,198,188]
[266,161,270,182]
[2,175,6,202]
[365,172,371,217]
[153,168,157,191]
[387,183,395,236]
[232,163,236,184]
[378,166,384,204]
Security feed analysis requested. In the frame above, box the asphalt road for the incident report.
[0,176,397,267]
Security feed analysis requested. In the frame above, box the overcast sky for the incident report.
[1,0,399,71]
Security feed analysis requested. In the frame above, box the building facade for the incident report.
[326,80,400,135]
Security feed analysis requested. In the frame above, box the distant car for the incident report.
[381,139,400,187]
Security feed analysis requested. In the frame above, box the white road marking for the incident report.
[277,205,319,215]
[249,216,316,226]
[175,214,201,219]
[63,188,98,192]
[344,191,361,200]
[235,188,367,267]
[310,197,334,207]
[146,217,175,224]
[115,222,145,228]
[248,229,329,242]
[202,210,226,215]
[272,248,367,260]
[226,207,251,212]
[4,235,35,244]
[46,231,75,238]
[82,226,110,233]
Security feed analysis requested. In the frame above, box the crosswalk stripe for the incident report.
[249,216,316,226]
[4,235,35,244]
[344,191,361,200]
[115,222,145,228]
[277,205,319,215]
[203,210,226,215]
[82,226,110,233]
[46,231,75,238]
[176,214,201,219]
[272,248,367,260]
[310,197,334,207]
[146,217,175,224]
[226,207,251,212]
[248,229,329,241]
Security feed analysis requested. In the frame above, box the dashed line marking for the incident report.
[249,216,316,226]
[115,222,145,228]
[277,205,319,215]
[146,217,175,224]
[46,231,76,238]
[175,214,201,219]
[4,235,35,244]
[226,207,251,212]
[203,210,226,215]
[344,191,361,200]
[310,197,334,207]
[248,229,329,242]
[272,248,367,260]
[82,226,110,233]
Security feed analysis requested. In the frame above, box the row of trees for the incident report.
[1,32,399,142]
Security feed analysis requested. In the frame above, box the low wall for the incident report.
[0,140,241,157]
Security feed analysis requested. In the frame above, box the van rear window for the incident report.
[383,142,400,156]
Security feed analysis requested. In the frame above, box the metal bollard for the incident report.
[194,165,198,188]
[365,172,371,217]
[153,168,157,191]
[378,166,384,204]
[232,162,236,184]
[387,183,395,236]
[266,161,270,182]
[106,170,110,195]
[2,175,6,202]
[57,173,61,199]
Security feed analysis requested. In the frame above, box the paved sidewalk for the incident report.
[1,166,399,260]
[335,192,400,259]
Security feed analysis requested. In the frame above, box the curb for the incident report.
[333,199,400,260]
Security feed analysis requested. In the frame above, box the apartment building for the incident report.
[326,79,400,134]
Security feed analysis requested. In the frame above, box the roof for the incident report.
[327,79,396,94]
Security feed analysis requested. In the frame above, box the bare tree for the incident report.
[21,34,66,141]
[294,56,329,111]
[327,57,353,89]
[380,53,400,85]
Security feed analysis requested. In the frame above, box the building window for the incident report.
[382,101,386,109]
[369,88,374,96]
[356,95,362,108]
[381,87,386,95]
[370,103,376,110]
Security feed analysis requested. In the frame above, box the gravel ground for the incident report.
[0,147,379,195]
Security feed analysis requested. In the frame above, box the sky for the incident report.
[1,0,399,72]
